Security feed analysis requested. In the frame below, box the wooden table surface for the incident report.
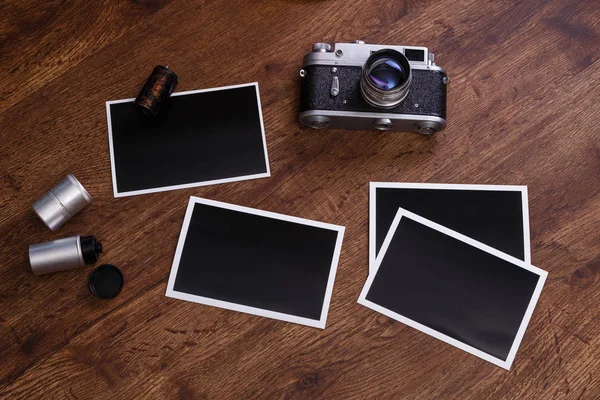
[1,0,599,398]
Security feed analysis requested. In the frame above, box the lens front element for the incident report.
[368,59,407,90]
[361,49,412,108]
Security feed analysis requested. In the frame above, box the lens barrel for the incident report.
[360,49,412,109]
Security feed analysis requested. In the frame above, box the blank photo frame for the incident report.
[106,83,270,197]
[359,208,547,369]
[166,197,345,329]
[369,183,530,273]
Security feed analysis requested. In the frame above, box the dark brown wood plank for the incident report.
[1,0,599,398]
[0,0,175,110]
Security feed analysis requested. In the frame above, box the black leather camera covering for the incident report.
[299,65,447,118]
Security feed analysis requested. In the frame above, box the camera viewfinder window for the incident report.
[405,49,425,62]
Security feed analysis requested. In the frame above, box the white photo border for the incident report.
[358,207,547,370]
[106,82,271,198]
[369,182,531,273]
[166,196,345,329]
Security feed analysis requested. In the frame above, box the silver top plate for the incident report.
[303,42,445,73]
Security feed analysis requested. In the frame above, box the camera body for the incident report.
[299,41,448,134]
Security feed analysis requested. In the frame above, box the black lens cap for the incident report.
[89,264,123,299]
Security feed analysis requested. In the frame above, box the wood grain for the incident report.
[1,0,599,398]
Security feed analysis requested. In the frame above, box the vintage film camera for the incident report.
[299,41,448,134]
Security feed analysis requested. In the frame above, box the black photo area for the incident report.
[173,203,340,321]
[375,188,526,261]
[367,216,540,361]
[109,85,268,193]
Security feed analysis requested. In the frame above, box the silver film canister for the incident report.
[32,174,92,231]
[29,235,102,275]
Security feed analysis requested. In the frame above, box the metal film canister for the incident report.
[134,65,178,117]
[32,174,92,231]
[29,235,103,275]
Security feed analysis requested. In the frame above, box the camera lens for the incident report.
[360,49,412,109]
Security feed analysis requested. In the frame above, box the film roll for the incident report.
[134,65,178,117]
